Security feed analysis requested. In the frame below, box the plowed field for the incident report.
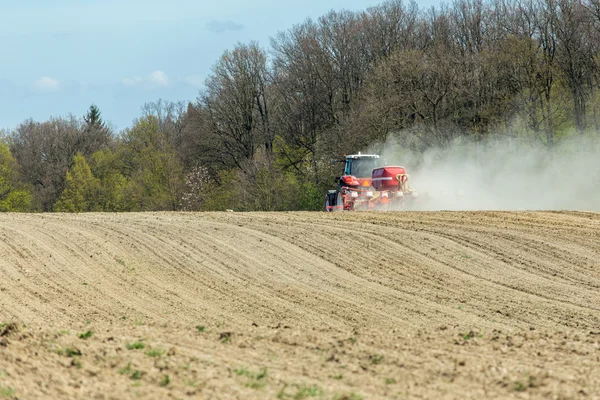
[0,211,599,399]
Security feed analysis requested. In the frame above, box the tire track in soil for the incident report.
[1,211,600,400]
[197,211,600,330]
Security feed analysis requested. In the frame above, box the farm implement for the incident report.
[324,153,417,211]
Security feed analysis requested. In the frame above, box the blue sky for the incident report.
[1,0,438,132]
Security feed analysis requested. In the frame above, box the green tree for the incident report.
[121,116,184,210]
[90,148,129,211]
[0,142,31,212]
[10,115,111,211]
[54,153,100,212]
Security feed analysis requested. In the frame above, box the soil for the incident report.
[0,211,599,399]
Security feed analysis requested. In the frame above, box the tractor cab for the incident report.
[343,153,380,179]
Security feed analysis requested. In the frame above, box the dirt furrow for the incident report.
[1,211,600,400]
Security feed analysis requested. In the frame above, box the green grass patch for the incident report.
[0,386,16,398]
[118,363,132,375]
[159,375,170,387]
[219,332,232,343]
[126,341,145,350]
[369,354,384,365]
[78,330,93,339]
[57,347,82,357]
[512,374,539,392]
[130,370,144,380]
[196,325,206,332]
[144,348,164,358]
[461,331,482,341]
[233,367,268,389]
[277,384,325,399]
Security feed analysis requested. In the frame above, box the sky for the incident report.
[0,0,438,132]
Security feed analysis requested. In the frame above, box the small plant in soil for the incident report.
[78,330,93,339]
[126,341,145,350]
[0,386,16,398]
[233,367,268,389]
[294,384,324,398]
[57,347,82,357]
[277,384,325,399]
[369,354,384,365]
[118,363,132,375]
[145,348,164,357]
[219,332,232,343]
[159,375,170,387]
[130,370,144,380]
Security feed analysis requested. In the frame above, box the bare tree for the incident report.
[270,19,336,177]
[10,117,83,210]
[361,0,420,62]
[551,0,596,133]
[141,99,188,150]
[200,42,272,172]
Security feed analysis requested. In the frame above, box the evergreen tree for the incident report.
[84,104,104,130]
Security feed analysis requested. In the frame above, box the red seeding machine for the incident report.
[325,153,418,211]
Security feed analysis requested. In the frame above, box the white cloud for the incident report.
[35,77,60,91]
[184,75,204,88]
[122,70,169,88]
[149,70,169,86]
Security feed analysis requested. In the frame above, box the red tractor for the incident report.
[324,153,417,211]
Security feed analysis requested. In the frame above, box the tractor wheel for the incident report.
[336,192,344,211]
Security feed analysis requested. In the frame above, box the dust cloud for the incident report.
[370,135,600,211]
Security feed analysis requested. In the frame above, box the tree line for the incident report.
[2,0,600,212]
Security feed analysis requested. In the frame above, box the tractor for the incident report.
[324,153,417,211]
